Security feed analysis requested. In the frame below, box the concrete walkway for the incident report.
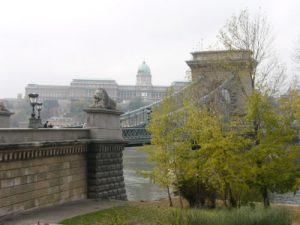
[0,199,126,225]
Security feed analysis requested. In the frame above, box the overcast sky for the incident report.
[0,0,299,98]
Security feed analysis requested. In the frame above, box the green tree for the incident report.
[184,103,253,208]
[144,90,192,207]
[247,91,300,207]
[128,97,147,111]
[146,93,254,208]
[69,99,90,123]
[41,99,59,119]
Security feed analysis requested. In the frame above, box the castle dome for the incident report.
[137,61,151,76]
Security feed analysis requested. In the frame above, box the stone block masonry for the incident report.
[0,106,128,217]
[0,143,88,217]
[87,142,127,200]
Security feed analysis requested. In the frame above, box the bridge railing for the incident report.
[120,74,236,146]
[120,74,235,129]
[120,83,192,128]
[122,127,151,146]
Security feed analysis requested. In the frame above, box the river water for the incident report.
[123,146,167,201]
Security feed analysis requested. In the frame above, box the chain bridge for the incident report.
[121,50,254,146]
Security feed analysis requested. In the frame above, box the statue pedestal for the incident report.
[84,108,123,140]
[28,118,43,129]
[84,107,127,200]
[0,111,14,128]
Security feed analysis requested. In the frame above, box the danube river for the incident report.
[123,146,167,201]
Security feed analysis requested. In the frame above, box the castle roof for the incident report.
[137,61,151,76]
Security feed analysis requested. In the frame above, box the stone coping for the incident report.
[0,139,127,162]
[84,108,123,115]
[190,49,253,55]
[186,58,255,65]
[0,128,90,144]
[0,128,89,131]
[0,111,14,116]
[0,139,89,150]
[0,139,127,150]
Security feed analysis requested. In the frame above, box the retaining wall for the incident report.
[0,119,127,217]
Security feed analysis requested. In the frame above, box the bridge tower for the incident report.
[186,50,256,115]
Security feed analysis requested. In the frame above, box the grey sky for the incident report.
[0,0,299,98]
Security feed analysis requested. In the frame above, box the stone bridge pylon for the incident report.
[186,50,255,116]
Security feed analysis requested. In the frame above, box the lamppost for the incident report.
[36,102,43,119]
[28,93,43,128]
[28,93,38,118]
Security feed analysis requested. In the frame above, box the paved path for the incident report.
[0,199,125,225]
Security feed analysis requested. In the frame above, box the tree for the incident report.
[6,99,31,127]
[146,89,300,209]
[128,97,147,111]
[291,35,300,89]
[246,91,300,207]
[144,90,191,207]
[293,35,300,70]
[69,99,90,123]
[184,103,253,208]
[145,91,254,208]
[41,99,59,119]
[218,9,286,94]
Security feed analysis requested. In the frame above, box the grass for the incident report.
[60,204,170,225]
[278,204,300,225]
[60,203,293,225]
[170,206,291,225]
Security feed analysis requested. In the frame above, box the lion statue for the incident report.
[0,101,9,112]
[90,88,116,110]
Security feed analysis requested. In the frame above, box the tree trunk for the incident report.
[179,191,183,208]
[167,186,173,207]
[228,185,237,208]
[224,187,228,207]
[262,187,270,208]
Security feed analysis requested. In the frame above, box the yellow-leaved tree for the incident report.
[144,89,193,207]
[247,91,300,207]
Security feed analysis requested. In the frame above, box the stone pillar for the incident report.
[84,108,127,200]
[28,118,42,128]
[0,110,14,128]
[186,50,256,115]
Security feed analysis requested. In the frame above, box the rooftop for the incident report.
[137,61,151,76]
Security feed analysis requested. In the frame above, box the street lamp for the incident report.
[28,93,43,128]
[28,93,39,118]
[36,102,43,119]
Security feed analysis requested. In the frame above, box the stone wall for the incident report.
[0,107,127,217]
[87,142,127,200]
[0,128,89,143]
[0,142,88,217]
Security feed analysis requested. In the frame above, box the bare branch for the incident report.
[217,9,277,93]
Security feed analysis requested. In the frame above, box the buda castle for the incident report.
[25,61,188,104]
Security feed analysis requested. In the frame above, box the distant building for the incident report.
[47,116,77,128]
[25,61,189,103]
